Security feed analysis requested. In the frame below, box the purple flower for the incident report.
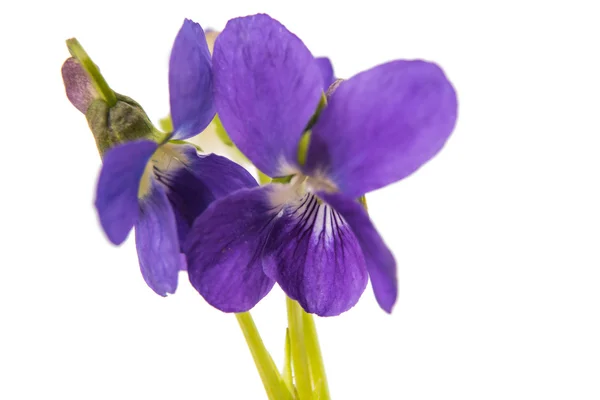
[185,14,458,316]
[95,19,256,296]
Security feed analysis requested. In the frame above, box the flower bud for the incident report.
[62,39,160,156]
[61,57,98,113]
[86,94,159,155]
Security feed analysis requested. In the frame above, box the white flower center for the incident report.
[268,172,338,209]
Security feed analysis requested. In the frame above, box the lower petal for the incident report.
[318,192,397,313]
[262,193,368,316]
[135,181,183,296]
[95,140,158,245]
[184,186,278,312]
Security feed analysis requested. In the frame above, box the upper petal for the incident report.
[262,192,368,316]
[213,13,323,176]
[154,143,258,244]
[135,181,183,296]
[175,144,258,199]
[95,140,158,245]
[169,19,215,139]
[315,57,335,91]
[184,186,278,312]
[318,192,397,313]
[305,60,458,198]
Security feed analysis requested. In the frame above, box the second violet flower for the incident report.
[81,20,256,296]
[185,13,458,317]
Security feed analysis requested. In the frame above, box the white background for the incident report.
[1,1,599,399]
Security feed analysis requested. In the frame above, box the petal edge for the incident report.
[185,185,278,312]
[318,192,397,313]
[306,60,458,197]
[169,19,215,139]
[95,140,158,245]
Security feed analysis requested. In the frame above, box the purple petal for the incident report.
[95,140,158,245]
[135,181,182,296]
[318,192,397,313]
[213,13,323,176]
[315,57,335,91]
[176,145,258,199]
[169,19,215,139]
[155,143,258,244]
[262,193,368,316]
[61,57,97,114]
[184,186,277,312]
[306,60,458,198]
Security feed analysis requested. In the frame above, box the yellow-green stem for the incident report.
[302,312,331,399]
[287,298,313,399]
[282,328,295,395]
[235,312,293,400]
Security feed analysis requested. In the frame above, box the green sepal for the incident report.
[305,93,327,132]
[271,175,294,184]
[297,130,311,166]
[86,93,161,156]
[358,195,368,211]
[211,114,250,164]
[296,93,327,167]
[214,114,234,146]
[158,115,174,133]
[169,139,202,152]
[257,170,272,185]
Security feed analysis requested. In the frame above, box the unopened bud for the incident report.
[86,94,159,155]
[62,57,98,113]
[62,38,160,156]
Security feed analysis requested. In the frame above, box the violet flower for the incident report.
[185,14,457,316]
[93,19,256,295]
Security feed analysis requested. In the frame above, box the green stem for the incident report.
[282,328,295,395]
[286,298,313,399]
[66,38,117,107]
[302,312,331,399]
[235,312,293,400]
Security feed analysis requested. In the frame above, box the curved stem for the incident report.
[302,312,330,399]
[235,312,293,400]
[287,298,313,399]
[282,328,296,396]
